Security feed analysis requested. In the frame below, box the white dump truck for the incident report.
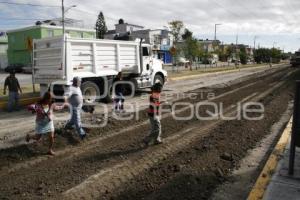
[32,35,167,102]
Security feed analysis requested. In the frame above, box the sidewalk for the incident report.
[263,139,300,200]
[248,117,300,200]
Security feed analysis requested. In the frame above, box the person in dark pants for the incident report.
[143,80,163,146]
[113,72,125,112]
[3,71,22,112]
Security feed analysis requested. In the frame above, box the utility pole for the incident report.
[235,34,239,69]
[62,0,65,35]
[214,24,221,67]
[253,35,258,50]
[214,23,221,43]
[214,24,220,41]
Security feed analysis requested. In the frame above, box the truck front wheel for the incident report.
[81,81,100,103]
[154,74,164,86]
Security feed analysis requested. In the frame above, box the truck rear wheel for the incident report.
[81,81,100,103]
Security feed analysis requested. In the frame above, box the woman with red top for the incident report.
[26,92,65,155]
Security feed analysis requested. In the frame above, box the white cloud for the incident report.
[1,0,300,51]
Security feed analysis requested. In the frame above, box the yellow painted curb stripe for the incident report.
[247,117,292,200]
[0,97,39,110]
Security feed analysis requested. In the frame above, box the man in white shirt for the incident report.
[64,77,86,140]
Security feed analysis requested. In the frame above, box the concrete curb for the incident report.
[247,117,293,200]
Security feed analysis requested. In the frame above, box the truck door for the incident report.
[142,46,152,76]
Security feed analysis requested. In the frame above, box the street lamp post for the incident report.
[214,23,221,41]
[61,0,76,82]
[62,0,65,35]
[253,35,258,50]
[61,0,76,35]
[214,24,221,67]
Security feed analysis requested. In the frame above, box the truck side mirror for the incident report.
[146,64,150,70]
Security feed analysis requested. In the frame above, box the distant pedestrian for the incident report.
[113,72,125,113]
[143,80,163,146]
[3,71,22,112]
[64,77,86,140]
[26,92,65,155]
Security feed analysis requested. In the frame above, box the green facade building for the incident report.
[7,25,96,67]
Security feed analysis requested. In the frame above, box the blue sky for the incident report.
[1,0,300,52]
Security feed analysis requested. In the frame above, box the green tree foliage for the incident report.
[182,28,193,40]
[183,37,199,62]
[168,20,184,44]
[254,48,282,63]
[239,46,248,65]
[180,28,201,63]
[168,20,184,64]
[95,11,107,39]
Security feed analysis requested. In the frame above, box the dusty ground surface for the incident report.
[107,70,297,200]
[0,65,297,200]
[0,64,286,149]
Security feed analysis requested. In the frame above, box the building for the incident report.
[0,31,8,70]
[105,19,174,64]
[7,24,96,69]
[198,39,221,53]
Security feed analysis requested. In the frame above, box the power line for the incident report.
[72,8,118,21]
[0,18,51,21]
[0,1,60,7]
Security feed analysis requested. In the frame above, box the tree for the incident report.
[168,20,184,64]
[239,46,248,65]
[95,11,107,39]
[182,28,193,40]
[254,48,282,63]
[168,20,184,44]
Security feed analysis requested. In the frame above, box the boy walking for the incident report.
[143,81,163,146]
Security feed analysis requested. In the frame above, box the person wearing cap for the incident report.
[64,77,86,140]
[3,71,22,112]
[143,80,163,145]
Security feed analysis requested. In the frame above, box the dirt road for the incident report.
[0,64,288,149]
[0,65,297,199]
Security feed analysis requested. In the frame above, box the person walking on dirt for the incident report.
[3,71,22,112]
[113,72,125,113]
[64,77,86,140]
[143,80,163,146]
[26,92,65,155]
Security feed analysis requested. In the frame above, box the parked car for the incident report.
[177,57,190,66]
